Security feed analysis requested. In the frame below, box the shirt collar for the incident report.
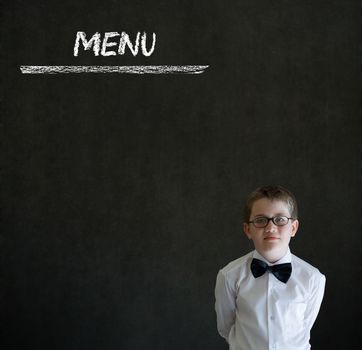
[253,248,292,265]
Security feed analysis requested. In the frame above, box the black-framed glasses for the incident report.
[247,216,294,228]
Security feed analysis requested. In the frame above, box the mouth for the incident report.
[264,237,280,241]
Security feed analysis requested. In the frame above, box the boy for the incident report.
[215,185,325,350]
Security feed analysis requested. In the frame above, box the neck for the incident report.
[258,248,288,264]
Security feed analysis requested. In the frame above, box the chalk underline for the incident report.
[20,65,209,74]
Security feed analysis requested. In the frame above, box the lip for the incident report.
[264,237,280,241]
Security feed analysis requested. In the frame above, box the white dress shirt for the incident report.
[215,249,326,350]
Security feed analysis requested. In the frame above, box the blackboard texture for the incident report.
[2,1,361,349]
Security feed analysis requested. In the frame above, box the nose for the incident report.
[264,219,277,232]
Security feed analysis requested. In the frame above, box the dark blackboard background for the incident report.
[1,1,361,349]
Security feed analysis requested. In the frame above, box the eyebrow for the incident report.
[253,213,289,217]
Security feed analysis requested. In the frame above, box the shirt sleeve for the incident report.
[304,272,326,331]
[215,269,237,342]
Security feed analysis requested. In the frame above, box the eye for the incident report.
[254,217,267,225]
[274,216,288,225]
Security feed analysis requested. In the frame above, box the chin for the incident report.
[263,242,282,250]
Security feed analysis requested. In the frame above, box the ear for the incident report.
[290,219,299,237]
[243,222,252,239]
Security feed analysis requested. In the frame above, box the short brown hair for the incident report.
[243,185,298,222]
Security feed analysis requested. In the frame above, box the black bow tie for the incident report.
[251,258,292,283]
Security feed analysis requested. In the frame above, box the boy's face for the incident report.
[243,198,299,263]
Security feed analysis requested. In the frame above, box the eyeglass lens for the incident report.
[253,216,289,227]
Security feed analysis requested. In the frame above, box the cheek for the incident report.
[251,233,264,243]
[281,232,293,241]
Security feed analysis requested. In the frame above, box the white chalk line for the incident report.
[20,65,209,74]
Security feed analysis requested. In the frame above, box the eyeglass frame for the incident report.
[247,216,296,228]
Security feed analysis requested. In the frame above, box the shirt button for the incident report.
[270,316,275,321]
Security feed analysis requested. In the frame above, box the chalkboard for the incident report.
[2,1,360,349]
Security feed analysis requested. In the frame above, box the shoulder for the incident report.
[291,253,326,283]
[218,251,253,280]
